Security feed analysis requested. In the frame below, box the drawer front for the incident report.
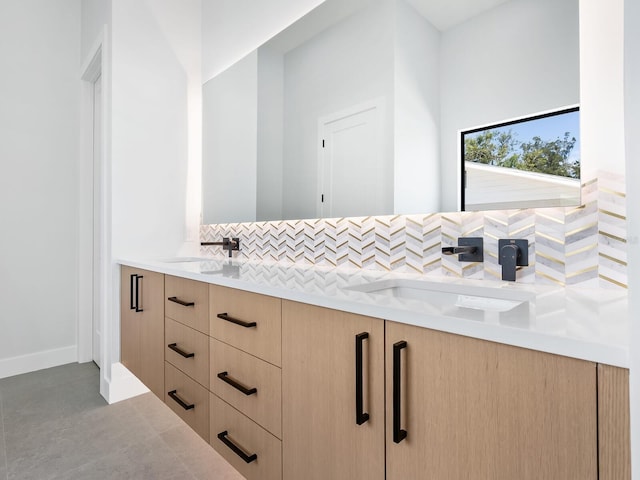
[165,362,209,442]
[210,338,282,438]
[209,285,282,366]
[165,317,210,388]
[210,394,282,480]
[165,275,209,334]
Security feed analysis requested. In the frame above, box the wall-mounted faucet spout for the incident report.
[201,237,240,257]
[442,246,476,255]
[441,237,484,262]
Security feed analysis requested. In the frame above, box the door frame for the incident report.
[78,28,111,372]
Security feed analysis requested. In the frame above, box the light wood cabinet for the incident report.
[385,321,598,480]
[165,275,209,334]
[165,317,210,388]
[210,393,282,480]
[120,266,165,398]
[210,338,282,438]
[165,362,210,441]
[598,364,631,480]
[118,267,631,480]
[210,285,282,366]
[282,301,385,480]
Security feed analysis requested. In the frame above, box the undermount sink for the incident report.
[346,278,533,313]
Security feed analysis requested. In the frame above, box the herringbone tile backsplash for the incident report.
[201,173,627,290]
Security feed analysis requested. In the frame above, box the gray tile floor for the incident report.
[0,362,244,480]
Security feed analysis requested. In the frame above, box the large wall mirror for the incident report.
[202,0,580,224]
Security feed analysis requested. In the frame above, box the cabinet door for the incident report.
[120,266,165,398]
[386,321,597,480]
[282,301,385,480]
[598,364,631,480]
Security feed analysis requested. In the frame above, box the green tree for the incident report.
[465,129,579,179]
[464,129,518,166]
[518,132,578,178]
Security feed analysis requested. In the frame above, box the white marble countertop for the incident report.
[118,256,630,368]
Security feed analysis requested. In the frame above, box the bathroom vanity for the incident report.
[119,258,630,480]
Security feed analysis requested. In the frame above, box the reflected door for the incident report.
[318,100,391,218]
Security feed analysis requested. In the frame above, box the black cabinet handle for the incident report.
[130,274,136,310]
[217,371,257,396]
[167,343,195,358]
[217,313,256,328]
[167,296,195,307]
[393,340,407,443]
[168,390,194,410]
[355,332,370,425]
[135,275,143,312]
[217,430,258,463]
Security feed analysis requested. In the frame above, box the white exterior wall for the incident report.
[0,0,81,378]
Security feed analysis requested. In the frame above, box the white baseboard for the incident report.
[102,362,149,404]
[0,345,78,379]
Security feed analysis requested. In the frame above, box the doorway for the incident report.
[317,99,391,218]
[79,42,105,369]
[92,74,102,367]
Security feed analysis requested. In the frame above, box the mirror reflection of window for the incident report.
[462,106,580,211]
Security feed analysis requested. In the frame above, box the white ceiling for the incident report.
[406,0,511,31]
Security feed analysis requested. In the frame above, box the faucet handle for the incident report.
[498,239,529,281]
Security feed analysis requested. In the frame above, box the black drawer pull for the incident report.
[167,296,195,307]
[130,274,143,312]
[168,390,194,410]
[217,430,258,463]
[168,343,195,358]
[217,371,257,396]
[355,332,370,425]
[393,340,408,443]
[129,274,136,310]
[217,313,256,328]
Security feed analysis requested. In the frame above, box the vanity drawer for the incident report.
[165,275,209,334]
[165,362,209,442]
[165,317,209,388]
[209,285,282,366]
[210,338,282,438]
[210,393,282,480]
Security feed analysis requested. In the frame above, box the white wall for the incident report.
[105,0,201,401]
[81,0,111,60]
[281,0,395,219]
[439,0,580,211]
[202,51,258,224]
[110,0,201,259]
[624,0,640,475]
[202,0,326,81]
[394,0,440,214]
[257,47,285,221]
[580,0,625,180]
[0,0,81,377]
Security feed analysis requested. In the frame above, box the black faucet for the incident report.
[201,237,240,258]
[498,239,529,281]
[441,237,484,262]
